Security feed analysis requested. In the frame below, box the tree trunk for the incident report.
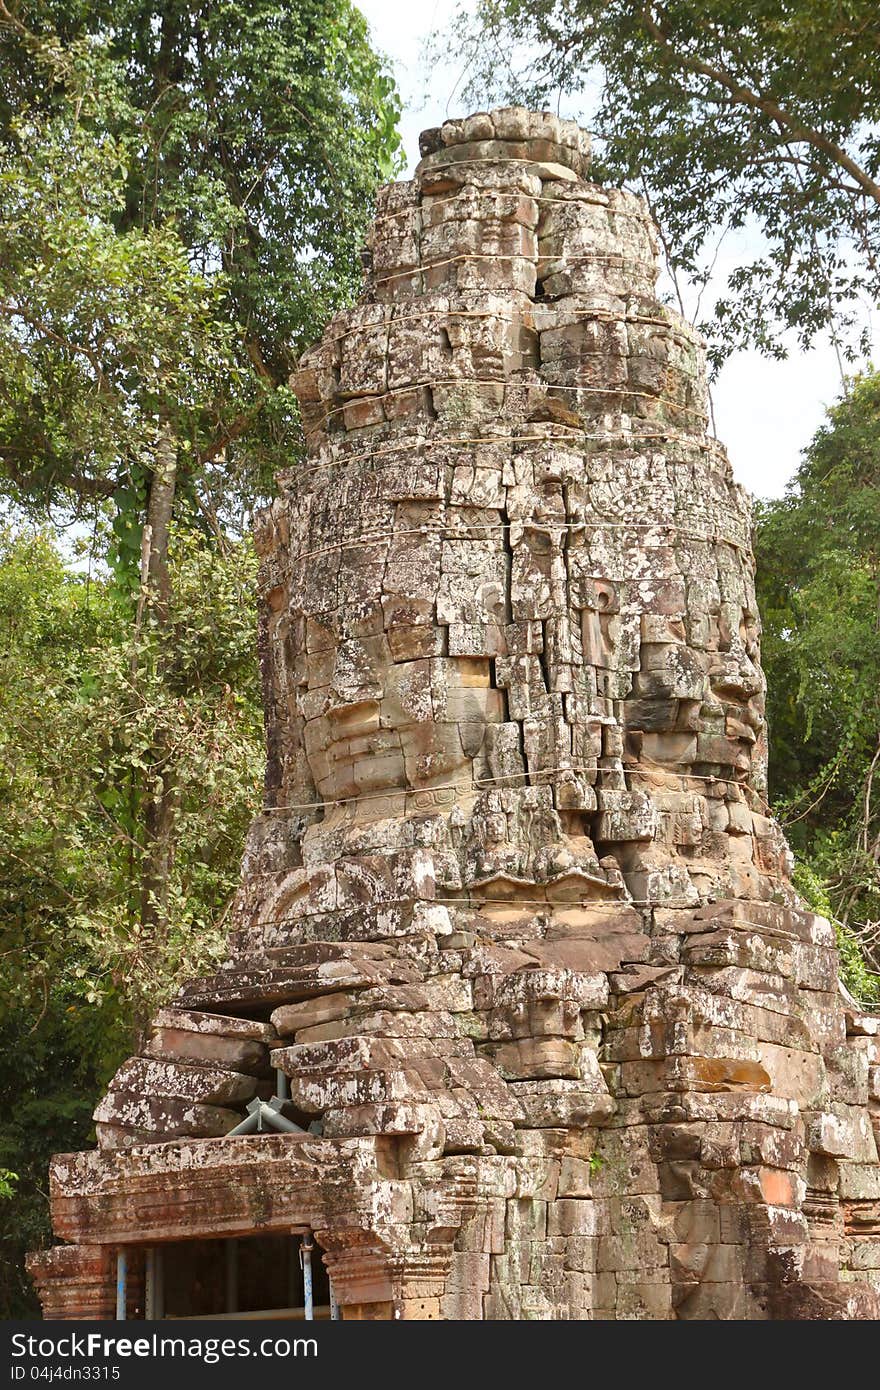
[139,422,178,937]
[145,424,176,624]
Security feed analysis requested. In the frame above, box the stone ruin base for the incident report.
[28,897,880,1320]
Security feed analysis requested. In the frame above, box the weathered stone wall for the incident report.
[29,109,880,1321]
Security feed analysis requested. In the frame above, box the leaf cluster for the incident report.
[0,527,265,1312]
[0,0,402,521]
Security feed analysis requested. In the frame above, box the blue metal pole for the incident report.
[115,1249,127,1321]
[329,1277,340,1321]
[301,1235,314,1321]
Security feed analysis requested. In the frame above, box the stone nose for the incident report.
[326,637,385,708]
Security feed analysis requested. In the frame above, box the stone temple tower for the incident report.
[29,109,880,1320]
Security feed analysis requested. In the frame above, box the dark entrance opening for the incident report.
[129,1232,334,1320]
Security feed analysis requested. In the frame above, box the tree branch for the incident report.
[0,448,117,500]
[0,300,115,395]
[195,402,264,468]
[641,5,880,208]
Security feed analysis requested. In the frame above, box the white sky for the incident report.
[356,0,873,499]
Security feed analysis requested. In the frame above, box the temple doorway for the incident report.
[118,1231,335,1320]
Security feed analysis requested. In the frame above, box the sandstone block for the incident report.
[146,1028,269,1075]
[105,1058,257,1106]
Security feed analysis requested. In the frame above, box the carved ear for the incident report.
[269,865,336,922]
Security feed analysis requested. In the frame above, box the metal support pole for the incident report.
[226,1096,305,1136]
[300,1234,314,1321]
[115,1249,127,1321]
[263,1097,306,1132]
[275,1068,289,1100]
[226,1106,261,1136]
[225,1239,238,1314]
[329,1277,340,1321]
[145,1249,156,1321]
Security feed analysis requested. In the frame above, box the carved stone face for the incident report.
[296,599,506,802]
[263,136,771,902]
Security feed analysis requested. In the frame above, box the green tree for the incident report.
[0,79,252,531]
[755,372,880,1002]
[0,526,264,1312]
[0,0,402,519]
[0,22,238,988]
[453,1,880,366]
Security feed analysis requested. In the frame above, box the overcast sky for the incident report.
[356,0,872,500]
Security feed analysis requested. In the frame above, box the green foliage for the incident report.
[94,0,404,378]
[0,87,254,515]
[0,526,263,1026]
[790,858,833,920]
[0,1011,110,1315]
[453,1,880,366]
[1,0,402,522]
[755,371,880,1003]
[835,924,880,1008]
[0,527,264,1311]
[30,0,404,340]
